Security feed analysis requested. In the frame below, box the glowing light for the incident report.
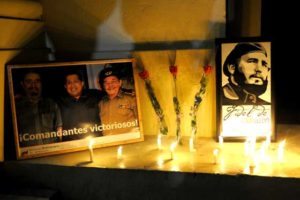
[171,164,180,172]
[259,141,267,161]
[245,136,256,156]
[244,136,257,169]
[213,148,219,164]
[157,134,162,150]
[119,162,126,169]
[244,137,250,156]
[189,137,195,152]
[265,134,271,149]
[243,163,251,174]
[117,146,123,160]
[219,157,226,173]
[170,142,177,160]
[277,140,286,162]
[88,138,94,162]
[218,136,223,147]
[157,157,164,168]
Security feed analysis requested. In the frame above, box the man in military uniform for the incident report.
[222,42,271,105]
[57,71,103,141]
[98,66,138,135]
[16,71,62,147]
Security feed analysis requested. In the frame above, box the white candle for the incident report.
[157,134,162,150]
[218,136,223,148]
[189,137,195,152]
[88,139,94,162]
[244,136,257,168]
[244,137,250,156]
[277,140,286,162]
[245,136,256,156]
[213,148,219,164]
[265,134,271,148]
[170,142,177,160]
[250,136,256,154]
[157,157,164,168]
[259,141,267,161]
[117,146,123,160]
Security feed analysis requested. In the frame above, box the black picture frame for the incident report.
[216,38,275,141]
[7,58,144,159]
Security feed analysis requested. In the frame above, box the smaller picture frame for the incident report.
[215,38,275,141]
[7,58,144,159]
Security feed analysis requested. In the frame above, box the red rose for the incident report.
[139,70,149,80]
[204,65,212,75]
[169,65,178,77]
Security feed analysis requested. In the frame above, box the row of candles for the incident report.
[88,139,124,162]
[87,134,286,171]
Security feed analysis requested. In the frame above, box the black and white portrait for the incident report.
[221,42,271,105]
[217,40,274,139]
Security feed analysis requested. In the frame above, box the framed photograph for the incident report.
[7,58,143,159]
[216,38,275,141]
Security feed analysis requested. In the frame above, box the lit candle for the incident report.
[265,134,271,148]
[259,141,267,161]
[219,157,226,173]
[218,136,223,148]
[157,157,164,168]
[245,136,256,156]
[88,139,94,162]
[117,146,123,160]
[171,165,180,172]
[277,140,286,162]
[244,137,250,156]
[157,134,162,150]
[250,136,256,154]
[213,148,219,164]
[243,163,251,174]
[244,136,257,168]
[189,137,195,152]
[170,142,177,160]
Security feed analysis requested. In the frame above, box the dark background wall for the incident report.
[261,1,300,124]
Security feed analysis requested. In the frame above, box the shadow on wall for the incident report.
[42,0,117,56]
[41,0,225,58]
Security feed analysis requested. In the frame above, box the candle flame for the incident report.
[189,137,195,152]
[157,134,162,150]
[218,136,223,146]
[278,140,286,162]
[244,136,256,156]
[265,134,271,148]
[213,148,219,164]
[87,137,94,162]
[89,138,94,150]
[170,141,177,152]
[213,148,219,156]
[157,157,164,168]
[117,146,123,160]
[170,141,177,160]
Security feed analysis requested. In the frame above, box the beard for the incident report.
[242,80,268,96]
[234,72,268,96]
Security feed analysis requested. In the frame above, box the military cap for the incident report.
[98,65,121,87]
[223,43,267,77]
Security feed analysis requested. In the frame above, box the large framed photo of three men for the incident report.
[7,58,143,159]
[216,38,275,141]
